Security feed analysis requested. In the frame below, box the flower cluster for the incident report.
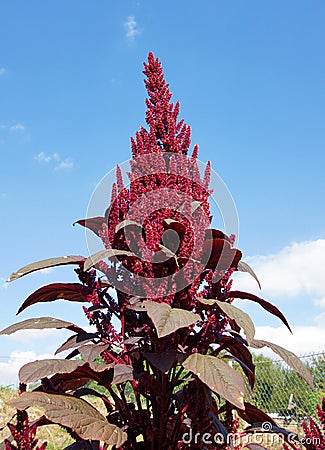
[5,411,47,450]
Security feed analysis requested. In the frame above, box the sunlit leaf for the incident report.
[115,220,142,233]
[250,339,314,388]
[0,317,82,335]
[84,249,135,271]
[8,256,86,282]
[182,353,246,409]
[198,298,255,344]
[19,359,115,383]
[237,261,261,289]
[144,300,199,338]
[79,343,110,362]
[8,392,127,446]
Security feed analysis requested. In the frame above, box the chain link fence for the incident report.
[245,351,325,426]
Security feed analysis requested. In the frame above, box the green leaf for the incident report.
[197,298,255,344]
[182,353,246,409]
[144,300,199,338]
[8,256,86,282]
[84,249,135,271]
[0,317,82,335]
[250,339,314,388]
[237,261,261,289]
[8,392,127,446]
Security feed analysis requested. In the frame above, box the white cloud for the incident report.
[125,16,140,40]
[0,351,55,387]
[55,158,74,171]
[9,123,25,132]
[254,324,325,357]
[315,297,325,308]
[34,152,74,170]
[34,151,52,163]
[233,239,325,301]
[0,68,5,76]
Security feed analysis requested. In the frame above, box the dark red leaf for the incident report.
[237,402,278,427]
[202,237,242,271]
[221,355,255,389]
[55,332,99,355]
[227,291,292,333]
[73,217,105,236]
[17,283,88,315]
[204,229,230,242]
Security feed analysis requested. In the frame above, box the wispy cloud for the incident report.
[34,152,75,170]
[0,68,5,76]
[9,123,25,132]
[125,16,141,40]
[55,158,74,171]
[34,151,52,163]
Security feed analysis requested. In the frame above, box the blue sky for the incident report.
[0,1,324,384]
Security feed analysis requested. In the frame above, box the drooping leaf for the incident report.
[8,256,86,282]
[236,402,278,427]
[8,392,127,446]
[55,333,99,355]
[0,317,83,335]
[73,217,105,236]
[202,236,242,271]
[84,249,135,271]
[237,261,261,289]
[182,353,246,409]
[79,343,110,362]
[115,220,142,233]
[112,364,133,384]
[250,339,314,388]
[228,291,292,333]
[19,359,115,383]
[144,300,199,338]
[17,283,88,315]
[197,298,255,344]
